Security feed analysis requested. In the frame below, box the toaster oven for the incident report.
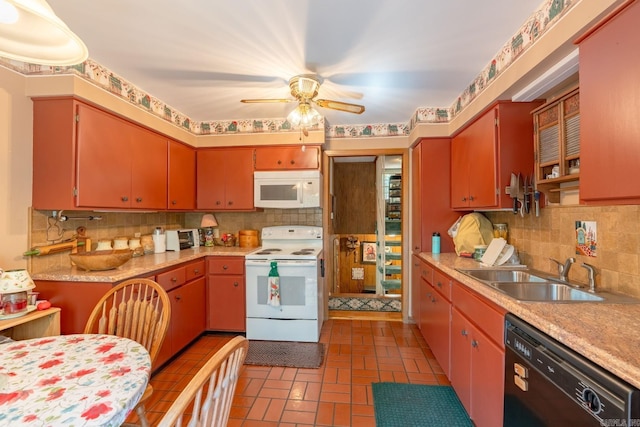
[166,229,199,251]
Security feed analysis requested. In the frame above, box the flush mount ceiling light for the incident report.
[0,0,88,65]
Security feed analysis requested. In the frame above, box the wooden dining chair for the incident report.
[156,335,249,427]
[83,278,171,427]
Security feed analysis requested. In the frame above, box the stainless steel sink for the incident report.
[456,267,640,303]
[458,268,550,283]
[491,282,605,302]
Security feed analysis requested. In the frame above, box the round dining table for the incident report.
[0,334,151,426]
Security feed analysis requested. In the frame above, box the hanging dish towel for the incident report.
[268,276,280,306]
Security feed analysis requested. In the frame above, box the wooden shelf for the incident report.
[0,307,61,340]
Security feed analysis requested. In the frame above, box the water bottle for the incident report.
[432,232,441,254]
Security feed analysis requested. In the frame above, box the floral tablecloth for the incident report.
[0,334,150,426]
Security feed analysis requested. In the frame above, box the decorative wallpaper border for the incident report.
[1,0,575,138]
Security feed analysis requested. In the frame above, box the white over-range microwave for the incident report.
[254,170,322,208]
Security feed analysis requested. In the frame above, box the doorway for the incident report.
[322,150,407,318]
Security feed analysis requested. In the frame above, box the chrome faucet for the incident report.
[550,257,575,282]
[581,263,597,292]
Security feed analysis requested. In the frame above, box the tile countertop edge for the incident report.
[420,252,640,390]
[31,246,256,283]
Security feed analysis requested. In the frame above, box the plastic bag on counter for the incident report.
[452,212,494,256]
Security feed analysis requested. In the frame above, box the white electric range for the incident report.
[245,226,324,342]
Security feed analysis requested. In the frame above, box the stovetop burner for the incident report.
[292,249,315,255]
[254,249,282,255]
[245,225,323,261]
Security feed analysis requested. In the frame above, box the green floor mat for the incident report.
[372,383,473,427]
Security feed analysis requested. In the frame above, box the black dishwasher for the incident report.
[504,314,640,426]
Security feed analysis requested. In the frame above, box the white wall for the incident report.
[0,67,33,269]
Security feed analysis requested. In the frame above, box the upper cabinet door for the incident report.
[33,97,170,210]
[168,140,196,210]
[223,148,255,210]
[451,108,497,209]
[196,147,255,211]
[579,1,640,205]
[451,102,541,210]
[128,124,168,209]
[75,103,133,208]
[196,149,227,209]
[254,146,320,170]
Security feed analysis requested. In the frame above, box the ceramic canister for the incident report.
[113,237,129,250]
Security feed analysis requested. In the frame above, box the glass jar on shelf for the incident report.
[493,223,508,241]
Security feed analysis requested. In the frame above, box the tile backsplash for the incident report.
[485,204,640,298]
[28,208,321,273]
[29,204,640,300]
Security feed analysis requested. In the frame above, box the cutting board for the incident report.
[480,238,507,266]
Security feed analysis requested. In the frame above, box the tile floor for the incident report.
[132,318,448,426]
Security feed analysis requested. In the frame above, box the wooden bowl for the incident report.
[70,249,133,271]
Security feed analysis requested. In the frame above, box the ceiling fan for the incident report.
[240,74,365,129]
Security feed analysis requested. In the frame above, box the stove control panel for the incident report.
[261,226,323,240]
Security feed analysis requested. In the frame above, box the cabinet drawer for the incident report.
[420,261,433,284]
[185,260,205,281]
[156,266,186,292]
[432,269,452,301]
[452,281,505,348]
[207,257,244,275]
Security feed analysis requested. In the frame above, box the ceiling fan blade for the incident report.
[240,98,294,104]
[315,99,365,114]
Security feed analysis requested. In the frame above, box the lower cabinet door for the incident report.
[155,276,206,369]
[469,322,504,427]
[450,307,505,427]
[207,275,245,331]
[171,277,206,352]
[450,308,472,413]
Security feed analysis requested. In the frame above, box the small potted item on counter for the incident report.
[218,233,236,247]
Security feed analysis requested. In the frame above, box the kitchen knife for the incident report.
[510,173,518,214]
[524,175,531,214]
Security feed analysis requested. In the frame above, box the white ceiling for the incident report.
[47,0,542,127]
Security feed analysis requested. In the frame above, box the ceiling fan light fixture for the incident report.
[287,102,321,127]
[0,0,88,65]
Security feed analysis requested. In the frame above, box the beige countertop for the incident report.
[31,246,255,283]
[420,252,640,390]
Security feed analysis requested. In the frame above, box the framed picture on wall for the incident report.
[361,241,377,264]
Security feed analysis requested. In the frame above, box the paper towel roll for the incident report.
[152,234,166,253]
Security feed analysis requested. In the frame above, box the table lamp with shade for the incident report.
[200,214,219,246]
[0,268,36,317]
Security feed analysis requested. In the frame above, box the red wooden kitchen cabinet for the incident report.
[155,260,206,368]
[254,145,321,170]
[451,101,542,210]
[206,257,245,332]
[32,280,113,334]
[410,255,422,325]
[420,267,452,377]
[411,138,460,253]
[196,148,254,210]
[578,0,640,204]
[168,140,196,210]
[450,280,506,427]
[32,97,168,210]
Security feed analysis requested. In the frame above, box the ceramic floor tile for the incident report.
[139,319,445,426]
